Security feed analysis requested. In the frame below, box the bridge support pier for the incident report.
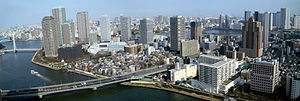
[92,87,97,90]
[38,95,43,99]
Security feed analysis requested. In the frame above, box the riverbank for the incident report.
[120,81,224,101]
[31,50,100,79]
[31,49,60,70]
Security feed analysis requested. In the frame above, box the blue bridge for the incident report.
[0,65,170,100]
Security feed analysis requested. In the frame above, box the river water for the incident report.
[0,41,201,101]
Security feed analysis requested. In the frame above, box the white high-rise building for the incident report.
[100,14,111,42]
[193,55,237,94]
[286,72,300,100]
[294,15,300,29]
[42,16,59,57]
[140,18,154,44]
[120,15,131,42]
[77,11,90,43]
[269,13,273,31]
[281,8,291,29]
[52,7,66,46]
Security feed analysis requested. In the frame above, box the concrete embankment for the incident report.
[120,82,223,101]
[31,50,59,70]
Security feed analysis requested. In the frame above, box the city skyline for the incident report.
[0,0,299,28]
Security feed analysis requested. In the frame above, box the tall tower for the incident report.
[281,8,291,29]
[120,15,131,42]
[240,18,263,57]
[294,15,300,29]
[42,16,59,57]
[245,11,251,22]
[140,18,154,44]
[170,16,186,52]
[273,11,281,28]
[254,11,272,50]
[62,21,75,45]
[225,14,231,29]
[219,14,225,29]
[190,21,202,45]
[52,7,66,46]
[100,14,111,42]
[77,12,89,43]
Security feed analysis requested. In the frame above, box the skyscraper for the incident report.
[281,8,291,29]
[254,11,272,49]
[240,18,263,57]
[190,21,202,44]
[140,18,154,44]
[219,14,225,29]
[245,11,251,22]
[100,14,111,42]
[273,11,281,28]
[62,21,75,45]
[269,13,273,31]
[120,15,131,42]
[261,12,271,49]
[170,16,185,52]
[42,16,59,57]
[52,7,66,46]
[225,14,231,29]
[254,11,259,21]
[77,12,89,43]
[294,15,300,29]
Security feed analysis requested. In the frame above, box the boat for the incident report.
[31,70,39,75]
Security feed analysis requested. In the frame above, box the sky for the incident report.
[0,0,299,28]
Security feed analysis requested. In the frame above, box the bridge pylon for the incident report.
[12,34,17,53]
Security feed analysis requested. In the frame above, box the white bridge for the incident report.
[3,48,40,53]
[1,34,40,53]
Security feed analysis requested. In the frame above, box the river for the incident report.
[0,40,201,101]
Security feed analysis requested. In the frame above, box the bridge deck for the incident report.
[1,65,169,99]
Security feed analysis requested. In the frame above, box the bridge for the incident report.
[2,48,40,53]
[0,65,170,99]
[0,34,40,53]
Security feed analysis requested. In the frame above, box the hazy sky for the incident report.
[0,0,299,28]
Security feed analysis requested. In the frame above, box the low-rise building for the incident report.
[237,51,245,61]
[125,45,138,54]
[203,41,216,51]
[226,50,237,59]
[167,63,198,83]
